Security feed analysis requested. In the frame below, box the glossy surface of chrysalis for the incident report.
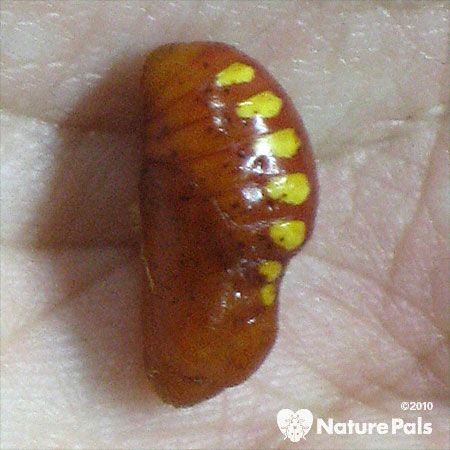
[140,42,318,406]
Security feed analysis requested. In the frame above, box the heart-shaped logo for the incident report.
[277,409,314,442]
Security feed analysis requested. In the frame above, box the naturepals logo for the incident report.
[277,409,433,443]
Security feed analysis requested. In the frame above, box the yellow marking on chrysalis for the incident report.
[269,220,306,251]
[260,283,277,306]
[253,128,301,158]
[215,62,255,87]
[265,173,310,205]
[259,260,283,282]
[236,91,282,119]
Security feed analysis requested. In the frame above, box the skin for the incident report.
[1,1,448,449]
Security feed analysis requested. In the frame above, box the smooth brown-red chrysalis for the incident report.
[140,42,318,406]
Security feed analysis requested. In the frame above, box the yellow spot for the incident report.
[260,283,277,306]
[269,220,306,251]
[236,91,282,119]
[215,62,255,87]
[259,260,283,282]
[253,128,301,158]
[265,173,310,205]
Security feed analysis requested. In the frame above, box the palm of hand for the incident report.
[1,2,448,449]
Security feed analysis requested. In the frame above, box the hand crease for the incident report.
[299,252,447,381]
[1,253,136,350]
[1,107,140,135]
[386,133,446,329]
[0,238,137,251]
[318,107,446,164]
[274,342,406,419]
